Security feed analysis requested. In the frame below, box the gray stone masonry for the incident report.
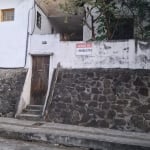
[0,69,27,117]
[47,68,150,132]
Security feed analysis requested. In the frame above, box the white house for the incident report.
[0,0,60,68]
[0,0,150,117]
[0,0,149,69]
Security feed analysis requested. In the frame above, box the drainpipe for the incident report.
[24,0,36,68]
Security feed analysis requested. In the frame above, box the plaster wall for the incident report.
[29,34,150,70]
[135,41,150,69]
[16,67,32,116]
[0,0,34,68]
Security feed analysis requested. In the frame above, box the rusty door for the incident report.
[30,56,50,105]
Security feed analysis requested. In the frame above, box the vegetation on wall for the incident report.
[60,0,150,40]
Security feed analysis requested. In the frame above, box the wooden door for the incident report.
[30,56,50,105]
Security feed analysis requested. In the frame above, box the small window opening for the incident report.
[111,18,134,40]
[0,9,14,22]
[36,11,41,29]
[60,32,83,41]
[51,27,54,34]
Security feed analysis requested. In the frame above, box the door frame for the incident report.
[30,54,51,105]
[28,52,54,115]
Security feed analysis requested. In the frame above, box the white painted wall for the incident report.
[135,41,150,69]
[0,0,56,68]
[16,66,32,116]
[0,0,34,68]
[29,34,150,70]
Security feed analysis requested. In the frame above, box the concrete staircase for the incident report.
[17,105,43,121]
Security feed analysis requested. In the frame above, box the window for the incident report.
[111,18,134,40]
[36,11,41,29]
[0,9,14,22]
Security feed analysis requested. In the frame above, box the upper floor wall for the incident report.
[0,0,34,68]
[32,5,57,35]
[0,0,56,68]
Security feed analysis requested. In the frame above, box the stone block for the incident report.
[76,86,85,92]
[104,79,111,88]
[99,96,107,102]
[138,88,149,96]
[117,100,128,105]
[114,119,126,126]
[130,99,141,107]
[111,105,123,113]
[137,105,149,113]
[97,111,105,119]
[88,101,98,108]
[143,114,150,120]
[102,102,110,110]
[98,120,109,128]
[134,77,145,86]
[91,88,100,94]
[107,110,116,119]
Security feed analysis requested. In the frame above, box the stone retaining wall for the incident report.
[47,68,150,132]
[0,69,27,117]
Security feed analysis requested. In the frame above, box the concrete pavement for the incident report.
[0,117,149,150]
[0,138,87,150]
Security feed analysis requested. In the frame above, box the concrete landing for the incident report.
[0,118,149,150]
[0,138,87,150]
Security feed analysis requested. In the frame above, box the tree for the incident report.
[122,0,150,39]
[60,0,150,40]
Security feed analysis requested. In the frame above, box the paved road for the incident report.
[0,138,87,150]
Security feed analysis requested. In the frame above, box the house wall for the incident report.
[0,0,57,68]
[29,34,150,70]
[30,3,59,35]
[0,0,34,68]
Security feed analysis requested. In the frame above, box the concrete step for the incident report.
[26,105,43,111]
[16,105,43,121]
[23,109,42,115]
[17,114,42,121]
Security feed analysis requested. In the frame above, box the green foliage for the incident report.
[121,0,150,40]
[60,0,150,40]
[95,1,119,40]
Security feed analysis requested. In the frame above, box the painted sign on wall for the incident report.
[76,43,92,56]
